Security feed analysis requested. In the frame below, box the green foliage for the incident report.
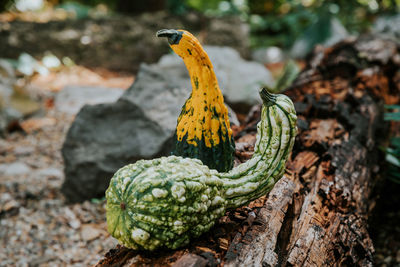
[91,196,106,204]
[168,0,399,48]
[384,105,400,121]
[272,59,300,93]
[56,2,92,19]
[383,105,400,183]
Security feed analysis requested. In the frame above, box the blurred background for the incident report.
[1,0,399,71]
[0,0,399,266]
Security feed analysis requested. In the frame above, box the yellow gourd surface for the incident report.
[169,30,232,147]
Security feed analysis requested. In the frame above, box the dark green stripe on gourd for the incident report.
[105,88,297,251]
[172,131,234,173]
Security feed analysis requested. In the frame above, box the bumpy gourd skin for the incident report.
[106,90,297,251]
[158,29,235,172]
[106,157,226,250]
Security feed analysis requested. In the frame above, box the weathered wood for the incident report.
[225,35,399,267]
[96,36,400,266]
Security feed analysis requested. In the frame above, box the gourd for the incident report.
[105,88,297,251]
[156,29,235,172]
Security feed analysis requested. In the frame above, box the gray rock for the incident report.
[13,145,35,156]
[227,105,240,126]
[0,59,15,82]
[61,63,189,202]
[55,86,125,115]
[80,224,102,241]
[0,162,31,176]
[172,253,207,267]
[158,45,274,109]
[251,46,284,64]
[37,167,63,179]
[373,14,400,42]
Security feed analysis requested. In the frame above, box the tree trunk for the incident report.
[96,35,400,266]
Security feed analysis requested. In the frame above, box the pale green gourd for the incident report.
[105,88,297,250]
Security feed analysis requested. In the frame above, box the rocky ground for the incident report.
[0,58,134,266]
[0,107,119,266]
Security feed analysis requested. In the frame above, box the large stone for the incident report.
[61,63,189,202]
[55,86,125,115]
[158,46,274,110]
[373,14,400,43]
[251,46,284,64]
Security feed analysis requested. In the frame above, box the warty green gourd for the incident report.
[105,88,297,251]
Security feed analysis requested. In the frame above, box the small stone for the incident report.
[69,219,81,230]
[124,255,142,265]
[384,256,392,264]
[37,167,63,179]
[0,162,31,176]
[251,46,284,64]
[81,224,102,241]
[55,86,125,115]
[13,146,35,156]
[0,192,12,202]
[3,199,20,211]
[0,59,15,79]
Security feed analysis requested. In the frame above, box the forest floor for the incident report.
[0,66,133,266]
[0,64,399,266]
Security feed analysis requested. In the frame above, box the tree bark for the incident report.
[96,35,400,266]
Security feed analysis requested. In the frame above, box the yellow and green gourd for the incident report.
[157,29,235,172]
[105,88,297,250]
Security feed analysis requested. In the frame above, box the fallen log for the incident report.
[96,35,400,266]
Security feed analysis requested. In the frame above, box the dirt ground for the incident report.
[0,109,118,266]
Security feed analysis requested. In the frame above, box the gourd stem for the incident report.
[260,87,277,105]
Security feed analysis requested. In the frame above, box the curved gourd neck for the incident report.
[170,32,232,148]
[220,93,297,209]
[171,39,220,100]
